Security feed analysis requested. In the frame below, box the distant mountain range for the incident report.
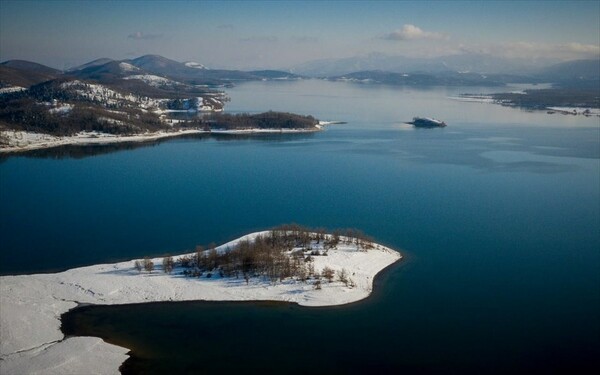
[291,53,546,76]
[2,53,598,90]
[1,54,302,90]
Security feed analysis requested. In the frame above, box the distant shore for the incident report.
[0,230,400,375]
[0,125,325,154]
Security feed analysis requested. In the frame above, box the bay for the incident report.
[2,80,599,373]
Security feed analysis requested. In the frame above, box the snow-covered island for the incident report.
[0,228,401,375]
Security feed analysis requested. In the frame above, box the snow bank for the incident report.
[0,231,401,374]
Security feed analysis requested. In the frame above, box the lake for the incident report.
[2,80,599,373]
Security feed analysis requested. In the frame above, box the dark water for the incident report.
[2,80,599,373]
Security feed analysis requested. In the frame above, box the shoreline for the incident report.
[448,95,600,116]
[0,231,401,375]
[61,259,405,373]
[0,126,323,154]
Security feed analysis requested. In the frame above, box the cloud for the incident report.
[217,24,234,30]
[381,24,448,41]
[127,32,163,41]
[239,36,278,43]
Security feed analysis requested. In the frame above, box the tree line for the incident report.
[182,111,318,130]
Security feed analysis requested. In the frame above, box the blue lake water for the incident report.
[2,80,599,373]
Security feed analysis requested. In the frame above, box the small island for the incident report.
[0,226,401,374]
[406,117,447,128]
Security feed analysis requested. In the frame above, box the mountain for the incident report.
[67,60,143,81]
[292,52,554,77]
[69,58,114,72]
[130,55,186,75]
[330,70,505,87]
[1,60,61,76]
[129,54,300,84]
[534,59,600,89]
[0,60,61,87]
[537,59,600,80]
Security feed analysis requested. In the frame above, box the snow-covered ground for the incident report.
[123,74,181,87]
[0,127,323,153]
[0,129,206,153]
[0,86,26,95]
[0,231,401,374]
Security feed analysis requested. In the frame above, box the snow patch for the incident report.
[118,62,139,72]
[48,104,73,115]
[185,61,208,69]
[0,86,26,95]
[123,74,181,87]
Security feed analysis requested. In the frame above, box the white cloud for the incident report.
[381,24,448,41]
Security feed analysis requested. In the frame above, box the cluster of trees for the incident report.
[199,111,318,130]
[133,225,376,287]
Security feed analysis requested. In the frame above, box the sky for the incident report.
[1,0,599,70]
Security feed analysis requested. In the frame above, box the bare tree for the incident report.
[143,257,154,273]
[322,267,335,283]
[338,268,349,285]
[133,260,142,273]
[162,255,174,274]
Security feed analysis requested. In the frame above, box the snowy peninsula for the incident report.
[0,125,323,154]
[0,230,401,375]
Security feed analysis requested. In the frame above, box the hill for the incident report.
[0,60,61,88]
[535,59,600,88]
